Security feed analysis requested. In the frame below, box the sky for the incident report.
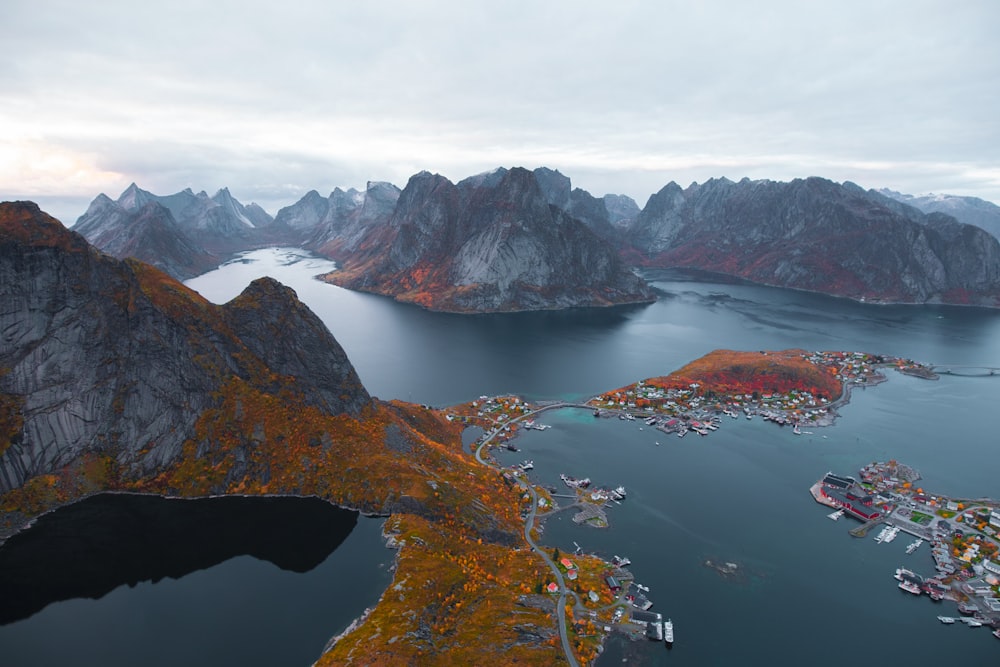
[2,0,998,224]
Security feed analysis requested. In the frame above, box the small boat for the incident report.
[663,618,674,645]
[519,460,534,471]
[827,509,844,521]
[957,601,978,615]
[938,616,956,624]
[898,579,922,595]
[962,618,983,627]
[905,538,923,554]
[993,627,1000,639]
[612,555,631,567]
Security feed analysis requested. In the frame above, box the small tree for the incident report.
[553,547,561,562]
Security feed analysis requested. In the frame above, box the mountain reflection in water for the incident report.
[0,493,357,625]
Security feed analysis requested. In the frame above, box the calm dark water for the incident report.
[0,495,393,667]
[182,249,1000,665]
[5,247,998,666]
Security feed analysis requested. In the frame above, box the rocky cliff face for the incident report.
[324,168,656,312]
[624,177,1000,306]
[0,201,369,494]
[73,184,282,279]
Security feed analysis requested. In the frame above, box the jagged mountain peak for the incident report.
[117,182,156,211]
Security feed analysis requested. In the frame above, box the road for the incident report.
[474,402,585,667]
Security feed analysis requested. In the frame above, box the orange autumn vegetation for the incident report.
[1,373,570,663]
[317,513,557,665]
[633,349,841,401]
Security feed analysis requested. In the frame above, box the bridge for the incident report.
[928,364,1000,377]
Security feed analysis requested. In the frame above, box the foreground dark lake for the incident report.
[4,247,999,665]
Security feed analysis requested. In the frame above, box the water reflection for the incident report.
[0,494,357,625]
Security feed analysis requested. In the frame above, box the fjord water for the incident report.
[184,249,1000,665]
[6,247,999,666]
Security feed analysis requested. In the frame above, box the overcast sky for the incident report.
[2,0,998,223]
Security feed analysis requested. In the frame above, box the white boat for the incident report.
[612,555,631,567]
[898,579,922,595]
[906,538,923,554]
[519,460,534,471]
[962,618,983,627]
[827,509,844,520]
[938,616,956,624]
[884,525,900,543]
[663,618,674,644]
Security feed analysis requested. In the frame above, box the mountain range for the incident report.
[625,177,1000,305]
[68,170,1000,309]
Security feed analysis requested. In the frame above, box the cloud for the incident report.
[2,0,999,222]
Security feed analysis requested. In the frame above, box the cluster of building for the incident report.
[812,461,1000,629]
[812,472,882,521]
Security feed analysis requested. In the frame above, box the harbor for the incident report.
[812,461,1000,631]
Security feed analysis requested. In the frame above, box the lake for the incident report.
[4,247,1000,665]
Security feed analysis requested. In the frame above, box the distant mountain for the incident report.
[302,182,401,254]
[603,194,641,226]
[68,171,1000,310]
[878,189,1000,241]
[624,177,1000,306]
[73,184,281,278]
[532,167,618,243]
[321,168,656,312]
[72,197,219,279]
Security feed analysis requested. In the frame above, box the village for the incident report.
[431,352,964,662]
[813,460,1000,638]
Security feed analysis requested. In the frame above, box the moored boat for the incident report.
[938,615,956,624]
[663,618,674,645]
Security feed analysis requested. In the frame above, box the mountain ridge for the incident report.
[68,170,1000,310]
[623,176,1000,306]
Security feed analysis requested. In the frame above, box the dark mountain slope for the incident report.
[625,177,1000,306]
[0,201,368,495]
[322,168,655,312]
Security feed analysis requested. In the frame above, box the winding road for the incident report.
[473,401,589,667]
